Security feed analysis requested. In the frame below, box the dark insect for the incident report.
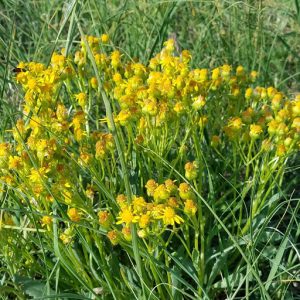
[12,67,26,73]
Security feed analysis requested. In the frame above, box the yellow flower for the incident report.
[132,63,146,76]
[79,151,92,165]
[107,230,119,245]
[111,50,121,69]
[284,137,293,148]
[116,194,127,209]
[138,229,147,238]
[199,116,208,128]
[163,39,175,53]
[260,88,267,99]
[67,208,81,222]
[174,102,185,114]
[276,123,288,136]
[192,95,206,110]
[250,70,258,82]
[90,77,98,89]
[132,196,147,213]
[27,78,38,91]
[41,216,53,227]
[276,144,286,157]
[229,117,243,130]
[167,197,179,208]
[199,69,208,82]
[75,92,87,108]
[116,207,138,226]
[271,93,283,110]
[245,88,253,99]
[267,87,277,98]
[16,71,28,84]
[153,184,170,202]
[242,107,254,124]
[211,67,220,80]
[249,124,263,139]
[267,119,279,135]
[14,119,26,138]
[145,179,158,196]
[72,111,85,128]
[164,179,177,195]
[178,183,194,200]
[276,109,289,122]
[292,117,300,131]
[236,65,244,77]
[184,199,197,216]
[231,87,240,97]
[1,174,15,186]
[181,50,191,63]
[150,204,165,218]
[74,127,85,141]
[101,34,109,43]
[184,161,199,180]
[51,52,65,67]
[291,99,300,116]
[8,156,22,170]
[122,226,132,241]
[115,109,131,126]
[63,189,73,204]
[56,104,68,121]
[98,211,112,229]
[95,140,106,160]
[94,53,107,67]
[28,167,49,183]
[142,98,157,116]
[159,207,184,226]
[138,214,151,228]
[221,64,231,79]
[60,228,73,244]
[149,56,160,70]
[85,185,95,200]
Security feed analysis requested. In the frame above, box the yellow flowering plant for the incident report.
[0,32,299,300]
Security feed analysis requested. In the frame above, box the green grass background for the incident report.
[1,0,300,88]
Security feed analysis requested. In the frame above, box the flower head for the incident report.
[116,207,138,226]
[159,206,184,226]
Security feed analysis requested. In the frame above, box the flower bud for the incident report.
[107,230,119,245]
[184,199,197,216]
[67,208,81,222]
[184,161,199,180]
[98,211,113,229]
[249,124,263,139]
[178,183,194,200]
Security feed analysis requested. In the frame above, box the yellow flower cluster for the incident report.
[79,36,297,156]
[0,36,118,244]
[106,179,197,245]
[1,34,299,247]
[224,90,300,156]
[109,40,256,140]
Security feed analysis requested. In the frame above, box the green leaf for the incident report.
[192,248,200,274]
[14,275,54,298]
[265,235,289,291]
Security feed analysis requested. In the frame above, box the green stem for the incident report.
[241,161,285,235]
[77,21,146,299]
[191,132,205,296]
[245,139,254,180]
